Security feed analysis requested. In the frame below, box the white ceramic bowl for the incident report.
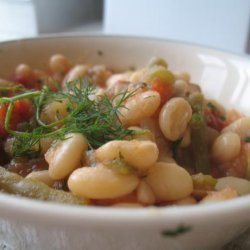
[0,36,249,250]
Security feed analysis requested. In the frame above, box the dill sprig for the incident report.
[0,84,25,93]
[1,78,134,157]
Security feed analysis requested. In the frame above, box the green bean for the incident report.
[192,173,217,199]
[189,93,211,174]
[0,167,87,205]
[105,158,135,175]
[192,173,217,190]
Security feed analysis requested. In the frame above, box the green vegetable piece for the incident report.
[0,167,87,205]
[143,65,174,85]
[105,155,135,175]
[245,137,250,143]
[192,173,217,199]
[192,173,217,190]
[147,57,168,68]
[162,224,192,237]
[188,92,204,113]
[189,92,211,174]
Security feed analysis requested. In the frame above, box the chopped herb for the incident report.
[128,65,136,71]
[192,173,217,190]
[191,113,203,124]
[207,102,215,109]
[219,115,226,121]
[105,156,135,175]
[245,137,250,143]
[162,224,192,237]
[97,50,103,56]
[0,84,25,93]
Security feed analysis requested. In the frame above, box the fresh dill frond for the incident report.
[3,78,134,157]
[60,79,133,147]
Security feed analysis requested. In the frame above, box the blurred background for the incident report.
[0,0,250,54]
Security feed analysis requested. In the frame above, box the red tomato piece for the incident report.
[0,99,33,137]
[205,108,226,132]
[151,78,174,105]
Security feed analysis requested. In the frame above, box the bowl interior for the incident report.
[0,35,250,223]
[0,35,249,116]
[0,35,250,250]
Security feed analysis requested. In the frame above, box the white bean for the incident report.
[45,133,88,180]
[106,72,132,88]
[15,64,33,79]
[174,79,188,97]
[63,64,89,88]
[159,97,192,141]
[119,90,160,126]
[215,176,250,195]
[26,170,55,187]
[222,117,250,140]
[145,162,193,201]
[40,99,69,124]
[174,71,191,82]
[129,69,145,82]
[89,65,112,87]
[68,164,139,199]
[49,54,71,74]
[212,132,241,163]
[39,137,54,154]
[137,180,155,205]
[95,140,159,171]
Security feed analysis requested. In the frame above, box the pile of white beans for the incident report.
[11,54,250,207]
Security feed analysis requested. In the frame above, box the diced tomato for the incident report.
[151,77,174,105]
[15,75,39,89]
[13,99,33,120]
[205,108,226,131]
[0,99,33,137]
[6,157,48,177]
[0,104,8,137]
[214,143,250,178]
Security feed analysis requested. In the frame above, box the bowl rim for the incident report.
[0,33,250,60]
[0,34,250,226]
[0,192,250,227]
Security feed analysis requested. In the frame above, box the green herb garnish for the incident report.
[1,78,134,157]
[207,101,215,109]
[97,50,103,56]
[105,155,135,175]
[245,137,250,143]
[0,84,25,93]
[162,224,192,237]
